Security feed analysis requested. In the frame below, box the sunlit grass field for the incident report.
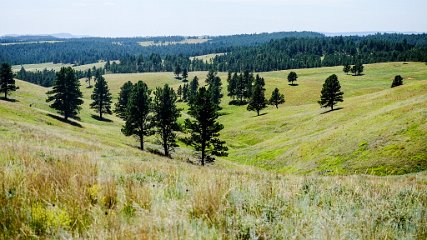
[0,62,426,238]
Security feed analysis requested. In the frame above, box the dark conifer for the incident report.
[288,71,298,85]
[121,81,153,150]
[184,87,228,166]
[90,72,112,119]
[318,74,344,111]
[269,88,285,108]
[0,63,17,100]
[247,75,267,116]
[114,81,134,120]
[46,67,83,121]
[391,75,403,88]
[152,84,181,157]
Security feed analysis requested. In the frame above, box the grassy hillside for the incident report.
[93,62,427,175]
[11,61,113,72]
[1,62,426,238]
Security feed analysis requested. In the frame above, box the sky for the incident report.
[0,0,426,37]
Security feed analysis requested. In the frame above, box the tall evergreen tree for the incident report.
[174,65,182,79]
[152,84,181,157]
[288,71,298,85]
[206,70,223,107]
[269,88,285,108]
[182,83,189,102]
[318,74,344,111]
[114,81,134,120]
[391,75,403,88]
[86,68,92,88]
[177,85,183,101]
[247,75,267,116]
[182,68,188,82]
[90,72,112,119]
[121,81,153,150]
[184,87,228,166]
[189,76,199,103]
[0,63,16,100]
[227,71,238,100]
[46,67,83,121]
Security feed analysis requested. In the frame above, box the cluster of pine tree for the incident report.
[343,63,364,76]
[116,70,227,164]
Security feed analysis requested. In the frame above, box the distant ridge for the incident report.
[0,33,91,39]
[323,31,425,37]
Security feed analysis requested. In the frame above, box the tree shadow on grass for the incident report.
[91,114,113,122]
[0,97,19,102]
[252,112,268,118]
[47,113,83,128]
[289,83,299,86]
[320,107,343,114]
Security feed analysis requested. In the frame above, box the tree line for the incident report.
[0,32,322,65]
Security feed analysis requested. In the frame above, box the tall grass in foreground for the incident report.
[1,142,426,239]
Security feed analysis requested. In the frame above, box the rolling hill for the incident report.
[0,62,426,238]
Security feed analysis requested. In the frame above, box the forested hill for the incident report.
[108,33,427,73]
[211,33,427,71]
[0,31,323,65]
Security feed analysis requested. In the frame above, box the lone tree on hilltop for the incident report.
[90,72,112,120]
[247,75,267,116]
[184,87,228,166]
[121,81,153,150]
[46,67,83,121]
[391,75,403,88]
[288,71,298,85]
[114,81,134,120]
[269,88,285,109]
[0,63,17,100]
[318,74,344,111]
[152,84,181,157]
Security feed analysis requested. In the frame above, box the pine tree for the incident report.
[152,84,181,157]
[269,88,285,108]
[318,74,344,111]
[288,71,298,85]
[182,68,188,82]
[90,72,112,119]
[174,65,182,79]
[0,63,17,100]
[343,64,351,75]
[351,63,364,76]
[184,87,228,166]
[182,83,189,102]
[177,85,183,101]
[86,68,92,88]
[227,71,237,100]
[114,81,134,120]
[391,75,403,88]
[206,70,223,107]
[247,75,267,116]
[46,67,83,121]
[189,76,199,103]
[121,81,153,150]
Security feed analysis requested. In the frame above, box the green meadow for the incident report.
[0,62,426,238]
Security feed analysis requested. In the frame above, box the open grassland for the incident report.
[12,61,114,72]
[95,62,427,175]
[1,62,426,238]
[138,38,210,47]
[191,53,225,62]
